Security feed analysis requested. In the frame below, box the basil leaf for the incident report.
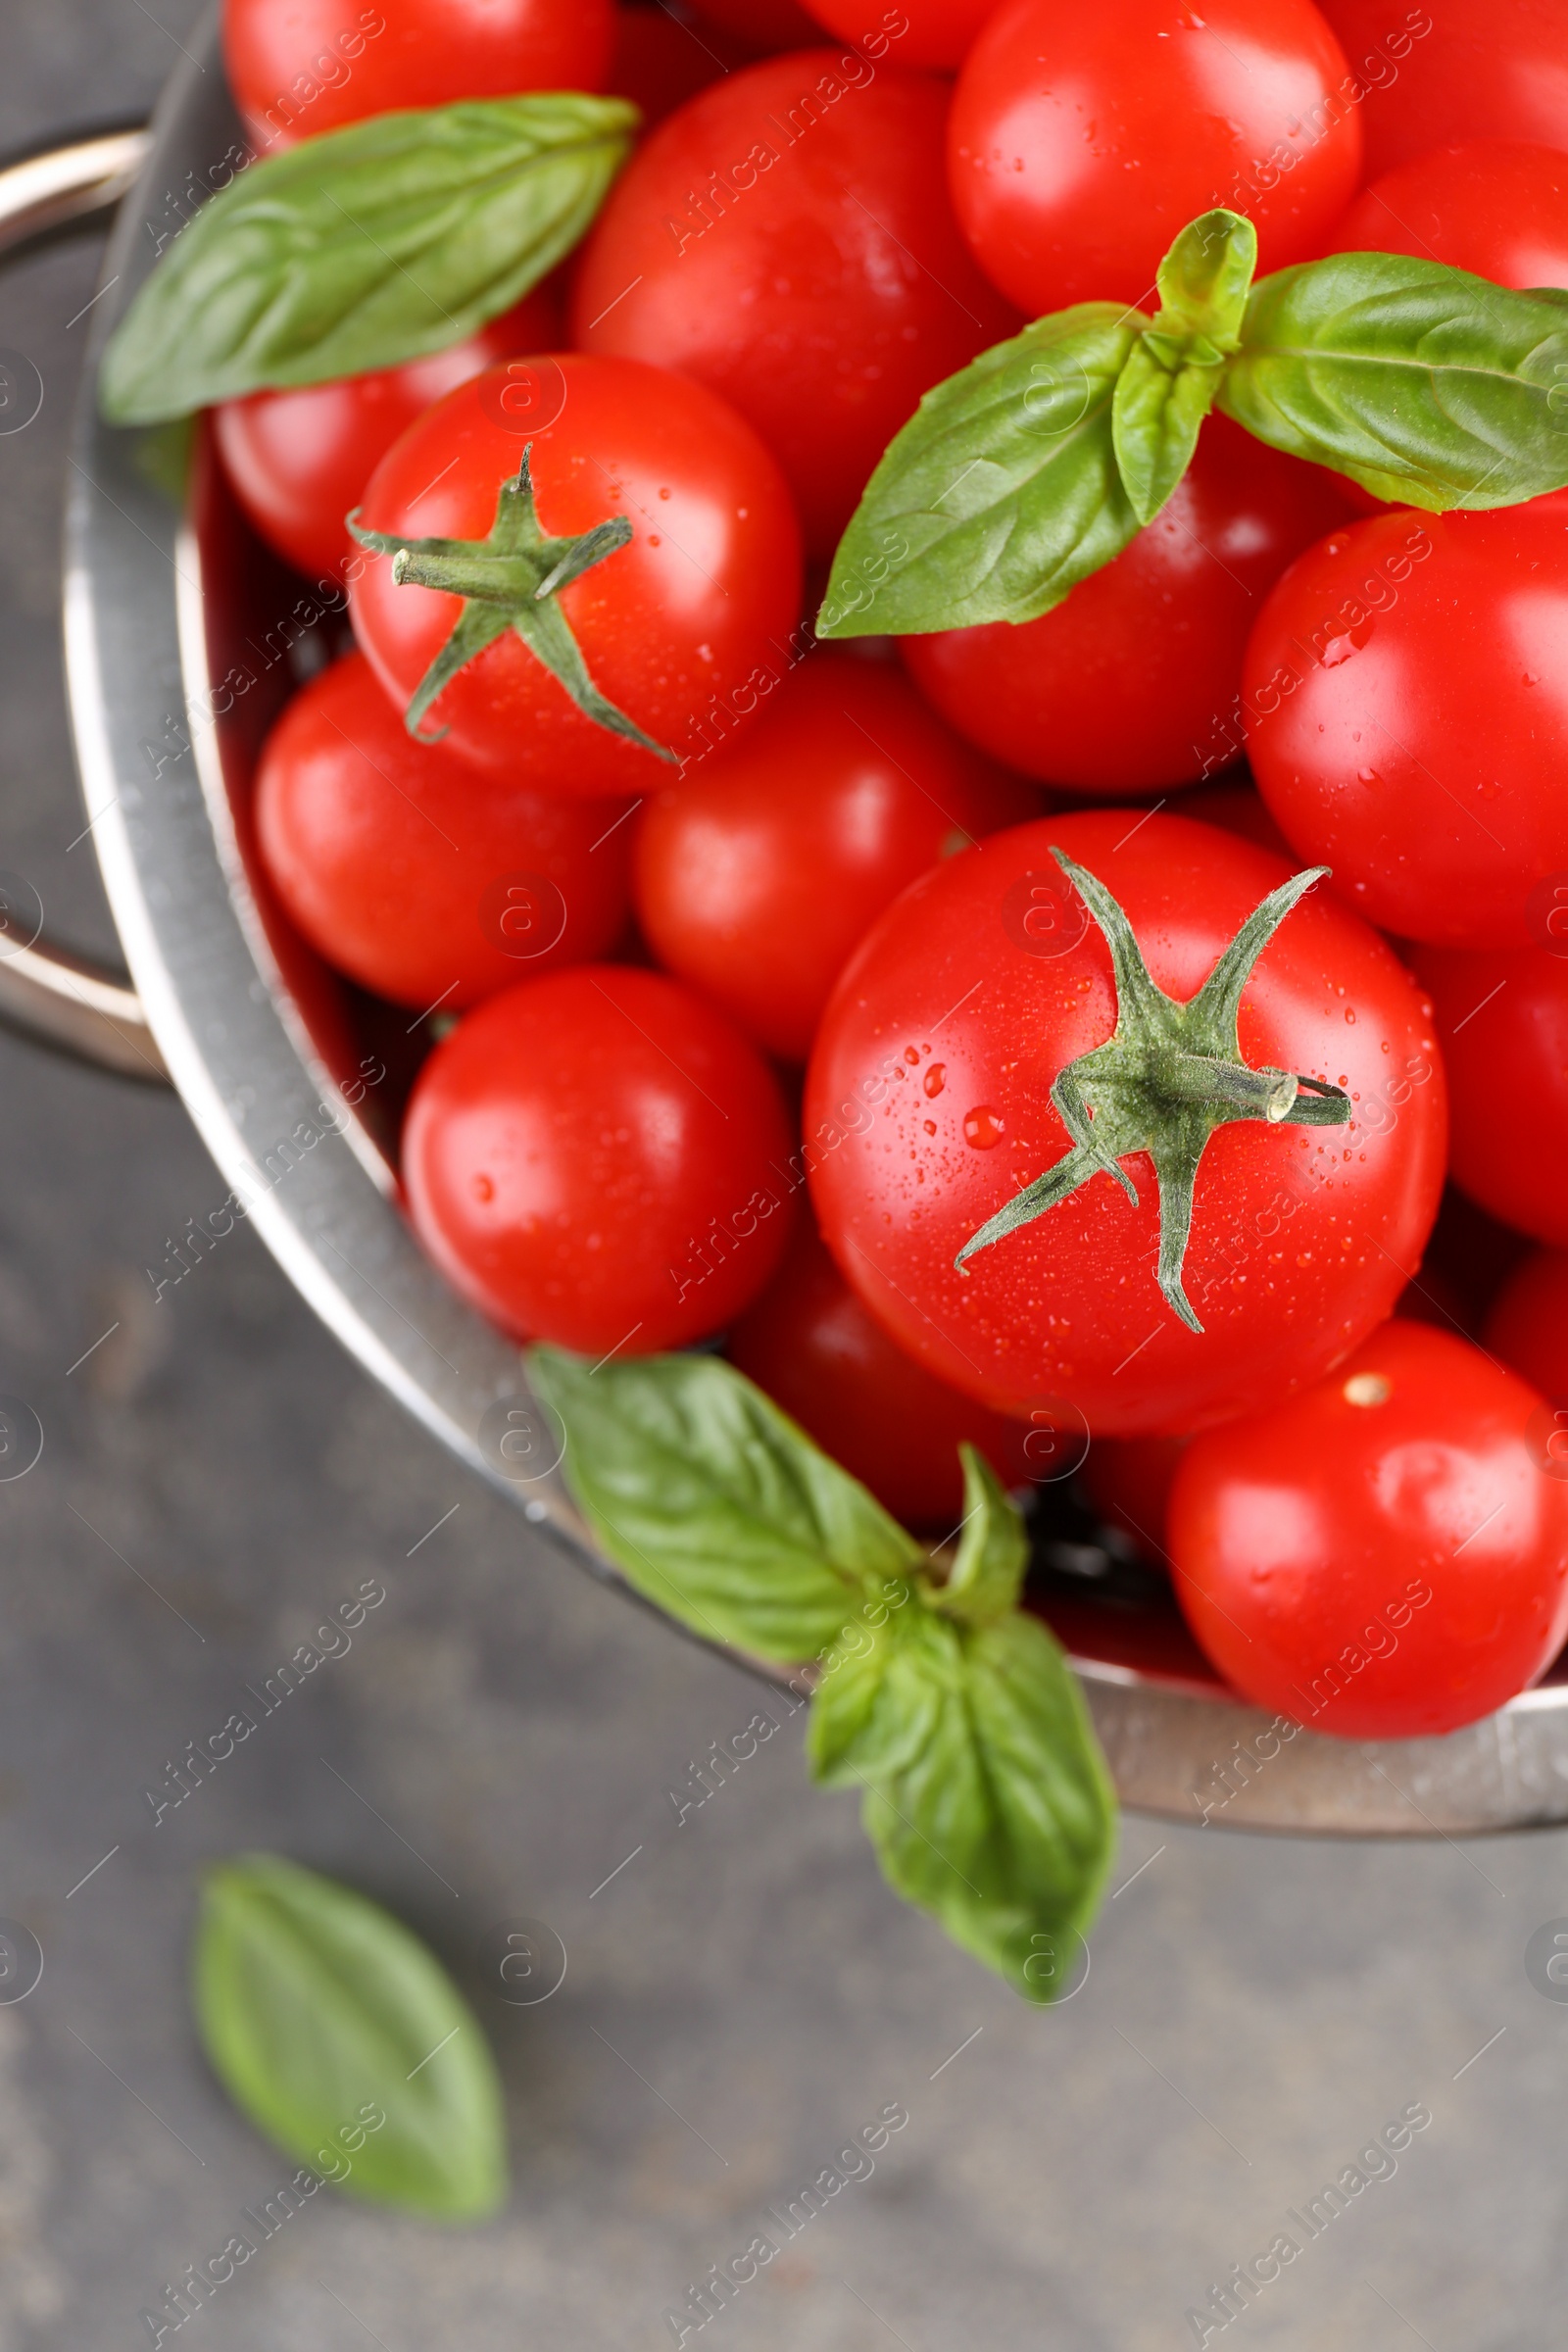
[818,305,1143,636]
[100,93,637,425]
[1113,211,1256,525]
[529,1347,923,1662]
[930,1445,1028,1626]
[193,1854,506,2220]
[852,1615,1117,2003]
[1219,252,1568,510]
[1153,208,1257,348]
[807,1608,950,1786]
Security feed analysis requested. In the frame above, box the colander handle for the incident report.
[0,124,168,1084]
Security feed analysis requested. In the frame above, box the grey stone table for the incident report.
[2,7,1566,2347]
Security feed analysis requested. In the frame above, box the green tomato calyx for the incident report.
[954,847,1351,1332]
[347,444,675,761]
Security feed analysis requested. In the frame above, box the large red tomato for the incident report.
[255,653,633,1011]
[570,56,1018,554]
[403,965,794,1351]
[349,355,803,795]
[1407,945,1568,1247]
[806,810,1446,1434]
[1171,1320,1568,1737]
[948,0,1362,318]
[214,286,560,583]
[634,649,1038,1059]
[1327,140,1568,290]
[726,1221,1031,1524]
[799,0,1004,70]
[902,417,1352,796]
[1313,0,1568,180]
[223,0,612,152]
[1245,506,1568,949]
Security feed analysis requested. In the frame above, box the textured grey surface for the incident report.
[1,8,1566,2349]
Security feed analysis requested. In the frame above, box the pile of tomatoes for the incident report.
[219,0,1568,1741]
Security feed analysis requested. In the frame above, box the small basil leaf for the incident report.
[818,305,1143,636]
[930,1445,1028,1626]
[856,1615,1117,2002]
[1113,210,1258,524]
[1153,209,1257,349]
[807,1608,951,1786]
[100,93,637,425]
[529,1347,923,1662]
[1111,340,1220,526]
[193,1854,506,2220]
[1219,252,1568,510]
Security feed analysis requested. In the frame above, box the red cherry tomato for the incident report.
[799,0,1003,70]
[254,652,633,1011]
[213,287,560,583]
[902,417,1351,796]
[1487,1246,1568,1407]
[403,965,794,1351]
[571,56,1018,555]
[1313,0,1568,180]
[1245,505,1568,948]
[1171,1320,1568,1738]
[634,650,1038,1060]
[1327,140,1568,290]
[1407,945,1568,1247]
[350,355,803,794]
[222,0,612,153]
[727,1220,1030,1523]
[806,810,1446,1434]
[948,0,1362,318]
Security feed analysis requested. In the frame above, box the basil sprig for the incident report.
[100,93,637,425]
[194,1854,507,2220]
[1112,210,1256,527]
[820,210,1568,640]
[531,1350,1117,2002]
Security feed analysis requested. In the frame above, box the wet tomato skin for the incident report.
[571,56,1018,556]
[1313,0,1568,178]
[349,354,803,795]
[254,652,634,1011]
[634,650,1039,1061]
[1327,139,1568,292]
[1171,1320,1568,1738]
[1244,504,1568,949]
[403,965,795,1353]
[805,809,1447,1435]
[1408,945,1568,1248]
[948,0,1362,318]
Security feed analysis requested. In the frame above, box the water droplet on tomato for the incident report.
[472,1174,494,1204]
[963,1106,1004,1150]
[924,1062,946,1099]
